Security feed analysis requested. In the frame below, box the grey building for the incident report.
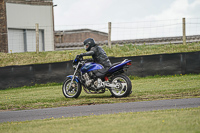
[0,0,54,53]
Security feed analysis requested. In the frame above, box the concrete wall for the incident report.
[6,2,54,51]
[0,51,200,90]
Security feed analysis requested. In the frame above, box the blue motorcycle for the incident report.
[62,55,132,98]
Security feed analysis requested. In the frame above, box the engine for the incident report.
[82,72,93,87]
[82,72,104,90]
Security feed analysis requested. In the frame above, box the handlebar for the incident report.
[73,55,94,65]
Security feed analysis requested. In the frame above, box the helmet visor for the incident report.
[84,44,89,50]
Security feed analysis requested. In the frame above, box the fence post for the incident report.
[35,23,39,53]
[108,22,111,48]
[182,18,186,45]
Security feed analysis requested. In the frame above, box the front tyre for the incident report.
[110,74,132,98]
[62,78,82,98]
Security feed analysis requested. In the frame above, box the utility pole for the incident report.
[36,23,39,53]
[182,18,186,45]
[108,22,112,48]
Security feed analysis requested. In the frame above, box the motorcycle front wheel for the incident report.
[62,78,82,98]
[109,74,132,98]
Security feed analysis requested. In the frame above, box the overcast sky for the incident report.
[53,0,200,39]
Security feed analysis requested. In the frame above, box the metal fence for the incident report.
[55,18,200,50]
[2,18,200,52]
[55,35,200,50]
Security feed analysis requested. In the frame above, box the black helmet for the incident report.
[83,38,96,51]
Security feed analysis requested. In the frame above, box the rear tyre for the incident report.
[109,74,132,98]
[62,78,82,98]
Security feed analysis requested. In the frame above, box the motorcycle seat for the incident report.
[93,62,122,79]
[99,61,121,74]
[92,62,121,79]
[110,62,121,68]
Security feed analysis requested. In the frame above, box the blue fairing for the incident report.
[81,62,103,73]
[67,75,80,83]
[108,60,131,73]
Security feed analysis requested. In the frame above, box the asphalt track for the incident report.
[0,98,199,123]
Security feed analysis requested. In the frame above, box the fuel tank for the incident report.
[81,63,103,74]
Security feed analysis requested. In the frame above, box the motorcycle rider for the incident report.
[77,38,131,96]
[79,38,112,69]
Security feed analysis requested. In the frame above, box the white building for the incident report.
[2,0,54,53]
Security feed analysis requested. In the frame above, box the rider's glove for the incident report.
[79,53,84,58]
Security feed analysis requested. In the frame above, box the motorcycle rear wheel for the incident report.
[109,74,132,98]
[62,78,82,98]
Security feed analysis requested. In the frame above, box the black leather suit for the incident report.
[81,45,111,68]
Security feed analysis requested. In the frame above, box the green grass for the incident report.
[0,74,199,111]
[0,42,200,67]
[0,107,199,133]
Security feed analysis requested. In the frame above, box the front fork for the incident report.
[68,62,80,91]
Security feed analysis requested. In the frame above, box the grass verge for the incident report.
[0,107,199,133]
[0,42,200,67]
[0,74,199,111]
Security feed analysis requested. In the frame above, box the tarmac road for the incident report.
[0,98,199,123]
